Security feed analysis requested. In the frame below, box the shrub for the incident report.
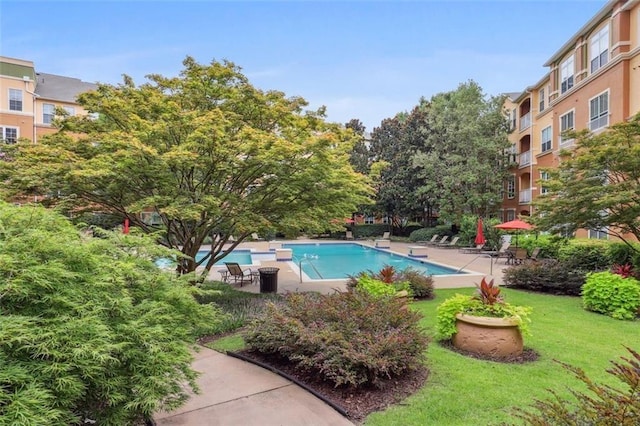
[352,224,390,239]
[436,279,532,340]
[243,291,429,388]
[512,346,640,425]
[0,203,221,425]
[557,240,611,271]
[503,261,587,296]
[582,271,640,320]
[399,267,435,299]
[356,275,398,297]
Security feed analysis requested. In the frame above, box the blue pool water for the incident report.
[284,243,463,280]
[156,250,252,268]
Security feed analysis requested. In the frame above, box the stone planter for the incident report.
[453,314,523,357]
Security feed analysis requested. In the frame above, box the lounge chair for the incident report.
[223,262,256,286]
[437,236,460,248]
[251,233,264,241]
[459,243,485,254]
[345,231,354,240]
[382,231,390,239]
[512,247,528,264]
[488,242,511,262]
[427,235,448,246]
[418,234,439,245]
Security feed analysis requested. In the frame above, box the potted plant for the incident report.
[436,278,532,357]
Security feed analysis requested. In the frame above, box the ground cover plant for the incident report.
[0,203,222,425]
[582,271,640,320]
[203,287,639,424]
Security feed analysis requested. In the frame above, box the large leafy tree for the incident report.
[345,118,370,174]
[0,202,220,424]
[1,57,372,277]
[413,81,510,223]
[534,113,640,247]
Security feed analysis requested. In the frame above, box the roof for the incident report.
[35,72,97,103]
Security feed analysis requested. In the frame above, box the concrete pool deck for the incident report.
[206,238,508,295]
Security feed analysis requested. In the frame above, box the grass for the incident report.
[198,285,639,425]
[366,288,639,425]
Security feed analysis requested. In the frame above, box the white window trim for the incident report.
[1,125,20,143]
[588,89,609,132]
[541,125,552,153]
[560,55,575,94]
[559,108,576,147]
[539,171,550,195]
[538,88,545,112]
[589,24,610,74]
[8,88,23,112]
[43,103,55,125]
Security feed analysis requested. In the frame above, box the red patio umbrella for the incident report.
[494,219,533,247]
[474,218,486,245]
[123,218,130,234]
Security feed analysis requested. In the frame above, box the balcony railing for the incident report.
[519,188,531,204]
[558,136,574,149]
[519,112,531,132]
[519,150,531,167]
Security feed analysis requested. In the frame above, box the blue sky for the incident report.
[2,0,606,131]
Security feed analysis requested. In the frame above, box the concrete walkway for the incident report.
[155,347,354,426]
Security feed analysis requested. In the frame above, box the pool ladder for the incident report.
[455,253,494,275]
[298,257,323,282]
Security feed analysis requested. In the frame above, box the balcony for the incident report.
[518,150,531,167]
[519,112,531,132]
[519,188,531,204]
[558,136,574,149]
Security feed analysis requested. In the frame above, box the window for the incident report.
[509,108,516,131]
[560,111,574,144]
[506,210,516,221]
[63,106,75,116]
[590,25,609,73]
[9,89,22,111]
[43,103,55,124]
[589,91,609,131]
[541,126,552,152]
[539,88,545,112]
[1,126,18,144]
[506,175,516,199]
[560,55,574,94]
[588,228,608,239]
[540,171,550,194]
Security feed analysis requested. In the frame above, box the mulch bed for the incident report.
[234,349,429,423]
[439,339,540,363]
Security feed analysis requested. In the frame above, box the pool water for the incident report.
[156,250,252,268]
[284,243,464,280]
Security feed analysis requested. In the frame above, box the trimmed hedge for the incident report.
[503,261,586,296]
[243,291,429,388]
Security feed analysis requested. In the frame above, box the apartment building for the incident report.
[501,0,640,239]
[0,56,96,145]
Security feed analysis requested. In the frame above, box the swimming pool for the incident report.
[156,250,253,268]
[284,243,464,280]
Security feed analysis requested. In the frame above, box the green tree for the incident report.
[413,81,510,224]
[534,113,640,248]
[345,118,370,174]
[1,57,372,278]
[0,202,221,425]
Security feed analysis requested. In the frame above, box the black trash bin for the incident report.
[258,267,279,293]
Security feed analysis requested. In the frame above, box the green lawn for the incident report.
[366,288,639,425]
[203,287,639,425]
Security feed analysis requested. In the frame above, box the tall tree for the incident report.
[534,113,640,247]
[413,81,510,224]
[346,118,370,174]
[1,57,372,278]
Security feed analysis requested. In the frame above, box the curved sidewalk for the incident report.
[154,347,354,426]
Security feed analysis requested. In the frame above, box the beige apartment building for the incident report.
[0,56,96,145]
[501,0,640,239]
